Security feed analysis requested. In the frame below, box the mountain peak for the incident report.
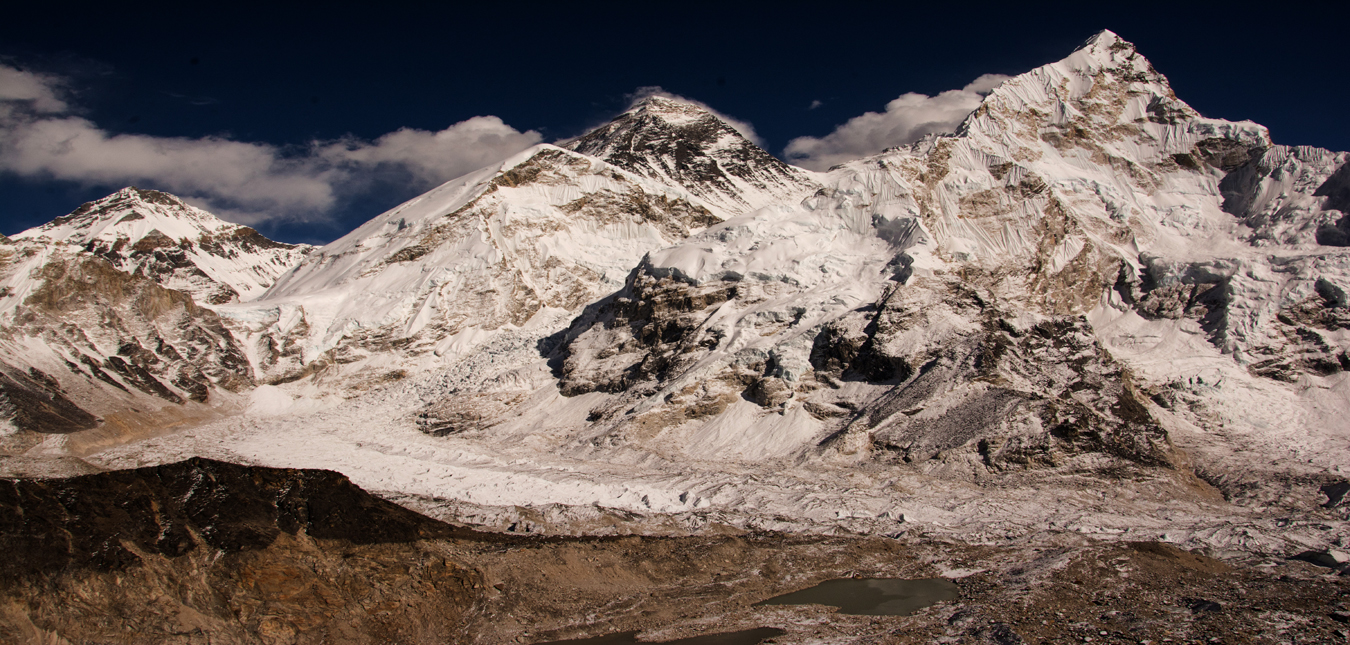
[16,186,230,246]
[951,26,1219,153]
[570,95,747,157]
[624,94,716,119]
[12,187,308,305]
[1082,28,1124,49]
[1060,29,1159,84]
[565,95,817,217]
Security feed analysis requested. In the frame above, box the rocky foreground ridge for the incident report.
[2,459,1348,644]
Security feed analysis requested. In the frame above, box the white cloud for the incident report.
[626,86,764,147]
[0,65,67,113]
[0,64,541,224]
[784,74,1010,171]
[808,100,823,110]
[963,73,1009,94]
[2,115,340,214]
[317,117,541,186]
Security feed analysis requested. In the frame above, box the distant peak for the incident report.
[69,187,191,220]
[620,95,725,128]
[627,94,707,114]
[1083,29,1124,48]
[1071,29,1144,65]
[127,186,189,207]
[609,90,763,145]
[14,186,233,245]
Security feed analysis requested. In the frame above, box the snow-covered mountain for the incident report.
[0,188,310,437]
[4,31,1349,557]
[569,31,1346,487]
[223,105,820,388]
[13,187,311,305]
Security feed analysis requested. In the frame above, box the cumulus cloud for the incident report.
[808,100,823,110]
[0,65,67,114]
[0,64,541,224]
[783,74,1010,171]
[316,117,540,187]
[2,115,340,217]
[626,86,764,147]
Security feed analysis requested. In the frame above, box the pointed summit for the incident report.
[14,187,310,304]
[565,95,818,216]
[950,28,1269,161]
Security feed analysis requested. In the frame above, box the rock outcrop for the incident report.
[0,458,486,644]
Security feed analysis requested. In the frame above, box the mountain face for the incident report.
[543,31,1229,472]
[0,189,308,437]
[0,236,256,439]
[227,109,819,389]
[2,31,1348,564]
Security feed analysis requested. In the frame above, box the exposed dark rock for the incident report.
[809,321,869,381]
[1316,277,1349,309]
[743,376,793,408]
[1289,549,1350,570]
[105,355,183,403]
[1192,138,1263,172]
[1322,481,1350,508]
[0,458,492,644]
[860,313,1175,469]
[1184,597,1223,613]
[0,457,474,581]
[555,266,738,397]
[0,363,100,434]
[1314,162,1350,213]
[1316,214,1350,247]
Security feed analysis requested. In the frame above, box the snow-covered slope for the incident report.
[270,30,1343,534]
[13,187,311,305]
[233,128,817,389]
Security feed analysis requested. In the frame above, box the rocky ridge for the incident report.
[0,458,487,644]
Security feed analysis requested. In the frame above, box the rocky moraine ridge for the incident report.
[1,30,1349,644]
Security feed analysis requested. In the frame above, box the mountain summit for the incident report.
[565,96,818,215]
[13,188,310,305]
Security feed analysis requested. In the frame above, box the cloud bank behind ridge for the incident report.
[0,64,542,226]
[784,74,1010,171]
[1,63,1012,227]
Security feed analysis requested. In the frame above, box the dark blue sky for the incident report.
[2,1,1346,244]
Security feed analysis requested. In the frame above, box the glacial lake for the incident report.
[754,578,959,616]
[536,627,785,645]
